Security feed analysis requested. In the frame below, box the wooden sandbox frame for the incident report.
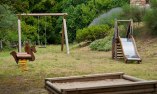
[45,72,157,94]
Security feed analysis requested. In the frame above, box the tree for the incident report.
[0,4,17,49]
[144,0,157,34]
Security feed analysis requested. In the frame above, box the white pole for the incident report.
[18,17,22,52]
[63,16,70,54]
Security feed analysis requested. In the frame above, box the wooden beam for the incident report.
[16,13,70,54]
[16,13,68,16]
[63,16,70,54]
[117,20,132,22]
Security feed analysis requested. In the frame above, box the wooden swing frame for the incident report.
[17,13,70,54]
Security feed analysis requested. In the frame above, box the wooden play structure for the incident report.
[45,72,157,94]
[10,43,36,71]
[16,13,70,54]
[112,19,142,63]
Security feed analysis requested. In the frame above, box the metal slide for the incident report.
[112,19,142,63]
[119,36,141,63]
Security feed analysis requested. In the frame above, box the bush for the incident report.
[89,36,112,51]
[143,0,157,34]
[89,7,123,26]
[76,25,111,42]
[121,5,145,23]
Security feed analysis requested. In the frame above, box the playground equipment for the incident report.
[45,72,157,94]
[10,43,36,71]
[112,19,142,63]
[16,13,70,54]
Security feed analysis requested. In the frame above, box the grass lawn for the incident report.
[0,38,157,94]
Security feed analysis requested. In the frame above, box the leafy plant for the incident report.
[143,0,157,34]
[0,4,17,49]
[76,25,111,42]
[121,5,145,23]
[89,36,112,51]
[89,7,123,26]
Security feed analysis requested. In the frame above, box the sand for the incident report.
[52,79,132,90]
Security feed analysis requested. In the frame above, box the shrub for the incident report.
[89,36,112,51]
[121,5,145,23]
[143,0,157,34]
[89,7,123,27]
[76,25,111,42]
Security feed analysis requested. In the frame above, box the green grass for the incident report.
[0,39,157,94]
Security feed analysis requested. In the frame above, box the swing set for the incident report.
[16,13,70,54]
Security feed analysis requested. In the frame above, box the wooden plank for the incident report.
[17,13,68,16]
[154,84,157,92]
[45,73,157,94]
[45,81,62,94]
[117,20,132,22]
[62,81,157,94]
[65,88,155,94]
[45,86,60,94]
[63,16,70,54]
[45,72,124,83]
[18,17,22,52]
[118,36,127,63]
[47,75,122,83]
[122,75,145,82]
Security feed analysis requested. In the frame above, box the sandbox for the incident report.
[45,72,157,94]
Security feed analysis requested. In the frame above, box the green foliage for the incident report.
[61,2,97,42]
[61,0,128,42]
[6,30,18,42]
[144,9,157,34]
[143,0,157,35]
[121,5,145,22]
[0,0,129,46]
[22,21,37,42]
[89,36,112,51]
[111,0,129,7]
[0,5,17,31]
[76,25,111,42]
[150,0,157,9]
[89,7,123,26]
[0,4,17,49]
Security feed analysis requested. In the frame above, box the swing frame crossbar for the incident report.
[17,13,68,16]
[17,13,70,54]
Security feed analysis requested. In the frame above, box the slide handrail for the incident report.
[118,36,127,62]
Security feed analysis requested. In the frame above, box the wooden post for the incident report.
[114,20,118,60]
[63,16,70,54]
[16,13,69,53]
[61,24,64,51]
[18,16,22,52]
[131,19,133,35]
